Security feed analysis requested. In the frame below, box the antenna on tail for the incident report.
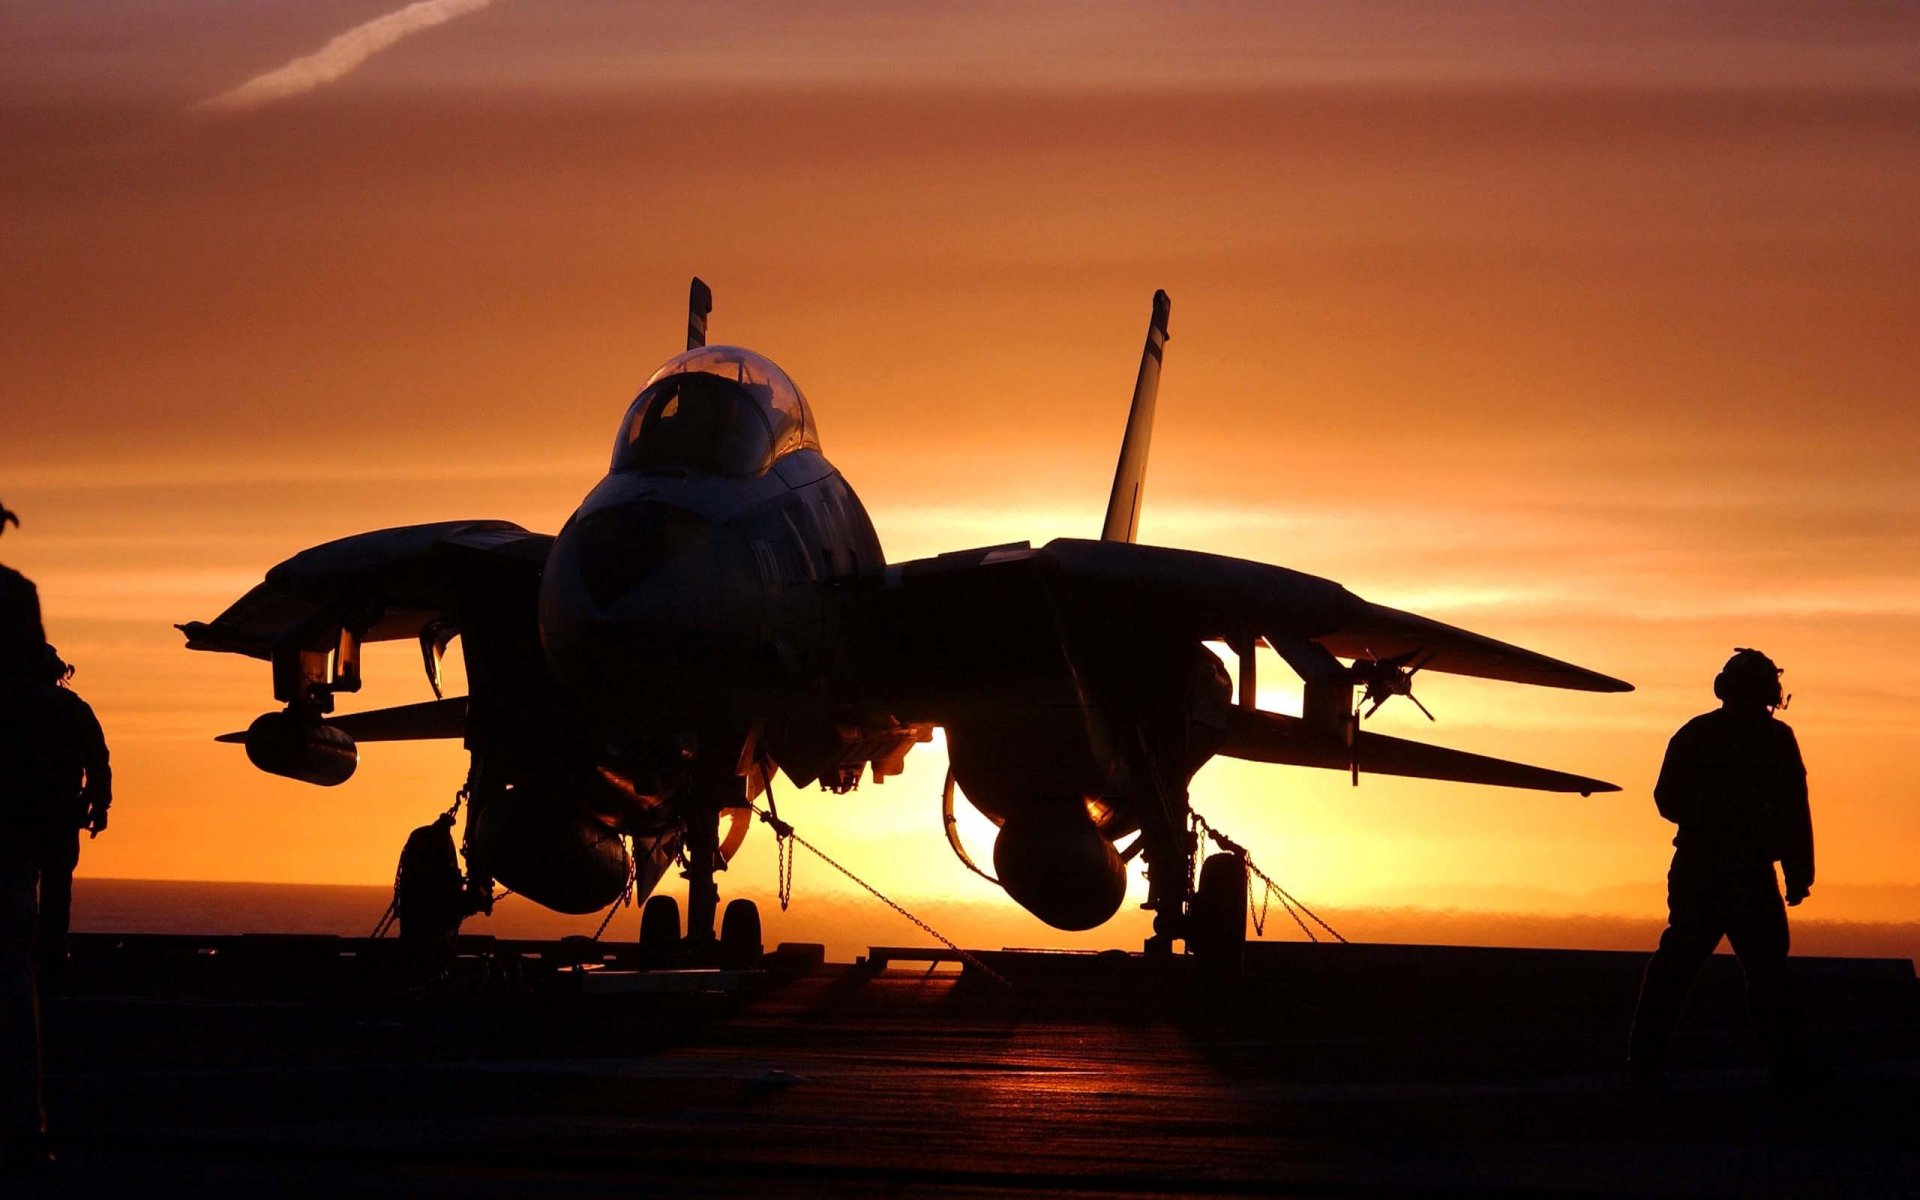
[687,277,713,351]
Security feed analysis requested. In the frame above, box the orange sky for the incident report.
[3,3,1917,950]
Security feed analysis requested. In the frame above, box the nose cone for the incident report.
[562,499,712,613]
[540,497,761,713]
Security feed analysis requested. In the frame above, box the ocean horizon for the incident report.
[68,877,1920,967]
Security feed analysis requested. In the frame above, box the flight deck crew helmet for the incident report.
[37,643,74,687]
[1713,647,1785,709]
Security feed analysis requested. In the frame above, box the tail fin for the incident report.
[1100,289,1171,543]
[686,277,713,350]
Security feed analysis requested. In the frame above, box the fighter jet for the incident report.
[181,279,1629,965]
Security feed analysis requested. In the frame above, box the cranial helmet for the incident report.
[1713,647,1783,709]
[38,642,73,686]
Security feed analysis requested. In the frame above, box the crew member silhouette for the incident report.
[1628,648,1812,1088]
[0,501,54,1166]
[22,645,112,991]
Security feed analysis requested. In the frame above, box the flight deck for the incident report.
[25,934,1920,1197]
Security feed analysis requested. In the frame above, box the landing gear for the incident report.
[393,811,467,979]
[637,894,683,970]
[681,799,723,959]
[1136,810,1198,957]
[1188,851,1248,976]
[644,755,763,969]
[719,898,764,970]
[1135,806,1249,974]
[636,894,762,971]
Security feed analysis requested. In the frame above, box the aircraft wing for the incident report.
[1309,604,1629,693]
[323,696,469,742]
[181,520,550,661]
[181,520,556,735]
[212,697,470,744]
[1220,707,1617,794]
[1035,538,1630,693]
[864,537,1623,791]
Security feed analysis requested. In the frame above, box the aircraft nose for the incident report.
[561,499,712,612]
[539,496,763,711]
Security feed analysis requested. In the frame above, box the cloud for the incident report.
[196,0,498,114]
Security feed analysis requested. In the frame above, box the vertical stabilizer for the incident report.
[1100,289,1171,543]
[687,277,713,350]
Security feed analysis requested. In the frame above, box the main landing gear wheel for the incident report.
[394,814,465,981]
[1188,851,1248,977]
[719,898,763,970]
[638,895,682,970]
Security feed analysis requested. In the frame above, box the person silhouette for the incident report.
[0,500,56,1167]
[22,645,112,991]
[1628,648,1813,1089]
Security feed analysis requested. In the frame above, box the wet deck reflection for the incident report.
[33,940,1920,1196]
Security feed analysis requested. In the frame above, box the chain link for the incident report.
[775,828,795,911]
[590,835,637,942]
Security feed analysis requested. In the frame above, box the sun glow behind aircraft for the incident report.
[1,3,1916,953]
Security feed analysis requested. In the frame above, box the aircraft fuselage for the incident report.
[540,448,881,726]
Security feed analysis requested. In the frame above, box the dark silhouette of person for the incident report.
[1628,648,1813,1089]
[0,500,56,1167]
[22,645,113,991]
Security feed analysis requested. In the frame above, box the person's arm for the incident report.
[1777,724,1813,905]
[1652,724,1698,825]
[77,697,112,834]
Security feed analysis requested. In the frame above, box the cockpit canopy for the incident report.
[611,346,820,477]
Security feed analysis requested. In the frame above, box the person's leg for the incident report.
[34,835,77,991]
[0,856,47,1158]
[1722,866,1806,1078]
[1629,863,1723,1080]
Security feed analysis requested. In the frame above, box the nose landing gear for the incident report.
[637,894,683,969]
[719,898,764,969]
[651,780,766,970]
[636,890,763,971]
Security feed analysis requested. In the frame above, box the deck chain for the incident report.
[754,803,1012,989]
[1191,812,1349,945]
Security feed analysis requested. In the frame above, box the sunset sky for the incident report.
[3,2,1917,953]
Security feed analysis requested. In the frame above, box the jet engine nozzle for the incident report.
[992,809,1128,931]
[244,711,358,787]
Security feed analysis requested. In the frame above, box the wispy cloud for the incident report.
[196,0,498,114]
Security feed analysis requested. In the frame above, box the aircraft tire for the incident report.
[1189,852,1247,977]
[719,898,763,970]
[638,895,682,970]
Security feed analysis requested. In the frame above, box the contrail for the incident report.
[197,0,498,114]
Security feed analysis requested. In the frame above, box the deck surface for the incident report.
[18,937,1920,1197]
